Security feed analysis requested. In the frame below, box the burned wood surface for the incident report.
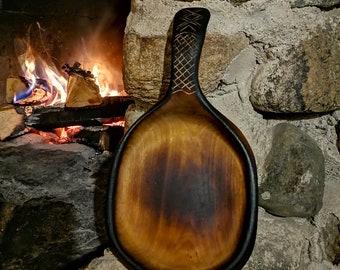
[25,96,134,130]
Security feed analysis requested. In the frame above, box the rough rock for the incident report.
[0,136,112,269]
[333,111,340,153]
[322,214,340,265]
[291,0,340,8]
[123,32,248,107]
[179,0,251,6]
[84,249,126,270]
[229,0,251,6]
[185,0,252,6]
[219,46,257,102]
[0,198,78,269]
[125,1,340,113]
[259,123,325,217]
[244,208,314,269]
[336,120,340,152]
[250,17,340,113]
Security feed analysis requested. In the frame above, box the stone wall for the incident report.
[86,0,340,269]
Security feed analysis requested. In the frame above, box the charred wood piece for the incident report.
[25,96,134,130]
[62,62,94,78]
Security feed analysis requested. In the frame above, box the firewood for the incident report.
[6,76,28,103]
[98,126,124,152]
[14,87,52,105]
[73,125,124,151]
[25,96,134,130]
[0,105,26,140]
[62,62,94,78]
[26,125,124,152]
[65,74,103,108]
[6,76,53,105]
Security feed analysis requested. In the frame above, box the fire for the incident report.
[13,38,126,143]
[101,117,126,127]
[14,43,68,106]
[53,126,83,143]
[91,63,125,97]
[14,42,124,106]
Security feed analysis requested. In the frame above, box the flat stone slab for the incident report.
[0,134,112,269]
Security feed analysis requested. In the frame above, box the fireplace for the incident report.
[1,0,340,270]
[0,0,132,147]
[0,1,133,269]
[0,0,129,97]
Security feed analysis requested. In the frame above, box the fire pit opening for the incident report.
[0,0,132,149]
[0,1,133,270]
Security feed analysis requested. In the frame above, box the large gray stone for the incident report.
[250,16,340,113]
[0,198,78,269]
[0,137,112,269]
[259,123,325,217]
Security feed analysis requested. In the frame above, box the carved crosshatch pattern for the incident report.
[171,9,205,94]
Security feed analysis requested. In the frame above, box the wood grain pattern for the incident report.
[114,92,247,269]
[107,8,257,270]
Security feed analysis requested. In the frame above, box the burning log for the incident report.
[26,125,124,152]
[6,76,53,105]
[6,76,28,103]
[63,62,103,108]
[73,125,124,152]
[65,74,103,108]
[0,105,26,140]
[25,96,134,130]
[14,87,52,105]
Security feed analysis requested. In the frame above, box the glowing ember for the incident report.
[53,126,83,143]
[101,117,126,127]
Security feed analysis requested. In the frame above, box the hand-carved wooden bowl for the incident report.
[107,8,257,270]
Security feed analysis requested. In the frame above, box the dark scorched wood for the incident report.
[25,96,134,130]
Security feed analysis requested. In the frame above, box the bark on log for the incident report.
[25,96,134,130]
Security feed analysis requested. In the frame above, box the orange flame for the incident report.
[15,43,68,105]
[92,64,122,97]
[15,42,125,105]
[53,126,83,143]
[15,35,126,142]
